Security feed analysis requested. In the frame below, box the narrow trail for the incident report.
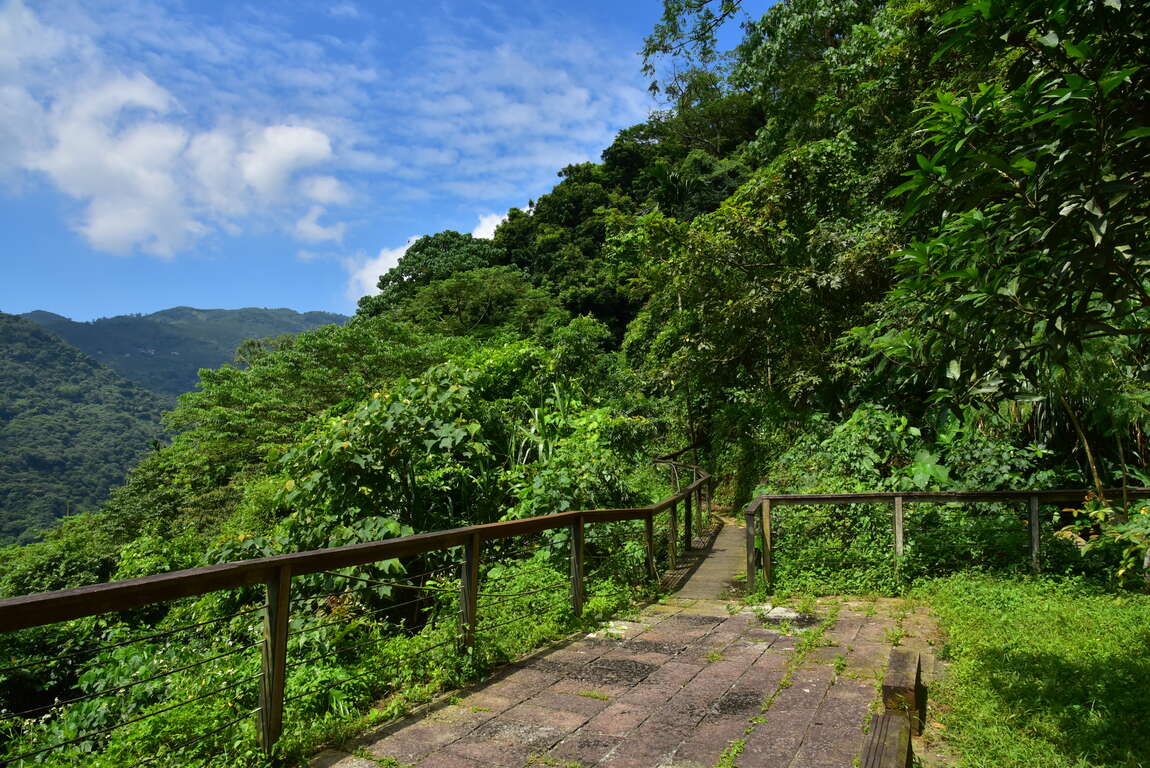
[312,517,938,768]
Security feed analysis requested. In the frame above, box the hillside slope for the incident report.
[0,313,166,543]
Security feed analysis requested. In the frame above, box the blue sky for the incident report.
[0,0,759,321]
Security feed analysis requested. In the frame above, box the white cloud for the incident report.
[28,74,201,255]
[294,205,346,243]
[239,125,332,199]
[471,212,505,239]
[328,2,359,19]
[384,21,652,201]
[187,129,247,217]
[0,1,359,255]
[301,174,351,204]
[345,237,417,300]
[0,0,69,73]
[0,0,654,263]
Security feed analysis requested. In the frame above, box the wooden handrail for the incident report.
[753,488,1150,506]
[0,468,714,633]
[742,486,1150,593]
[0,450,717,760]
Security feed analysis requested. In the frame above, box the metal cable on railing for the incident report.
[125,706,261,768]
[1,671,262,767]
[0,603,264,679]
[287,592,439,639]
[281,637,457,706]
[0,638,262,724]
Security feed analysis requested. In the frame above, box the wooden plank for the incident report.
[644,512,657,580]
[762,499,772,591]
[760,488,1150,506]
[882,649,924,733]
[744,503,757,593]
[860,712,912,768]
[0,507,648,632]
[683,492,693,550]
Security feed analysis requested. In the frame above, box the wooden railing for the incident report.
[0,455,714,764]
[741,487,1150,591]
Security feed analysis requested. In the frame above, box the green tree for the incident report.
[357,231,507,316]
[873,0,1150,492]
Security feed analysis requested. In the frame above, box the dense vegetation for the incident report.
[0,314,165,545]
[24,307,346,400]
[1,0,1148,765]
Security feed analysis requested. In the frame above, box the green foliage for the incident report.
[1060,497,1150,586]
[402,266,556,336]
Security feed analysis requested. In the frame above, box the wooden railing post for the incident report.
[644,512,657,580]
[894,496,905,558]
[259,565,291,756]
[684,491,693,550]
[745,503,757,593]
[570,516,585,618]
[1028,495,1040,572]
[695,485,704,535]
[762,499,773,591]
[460,533,480,650]
[668,502,679,570]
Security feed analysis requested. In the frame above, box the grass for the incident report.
[576,690,611,701]
[919,573,1150,768]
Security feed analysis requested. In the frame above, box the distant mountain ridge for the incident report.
[23,307,346,399]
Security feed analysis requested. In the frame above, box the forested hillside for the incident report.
[23,307,346,399]
[2,0,1147,764]
[0,314,165,544]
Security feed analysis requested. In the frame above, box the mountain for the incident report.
[22,307,346,399]
[0,313,167,544]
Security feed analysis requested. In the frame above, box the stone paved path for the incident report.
[313,602,935,767]
[312,519,939,768]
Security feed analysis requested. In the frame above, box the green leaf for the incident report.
[1063,40,1088,60]
[1100,67,1139,98]
[947,359,961,380]
[1036,31,1059,48]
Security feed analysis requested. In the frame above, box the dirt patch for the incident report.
[470,718,566,749]
[714,687,766,716]
[625,639,687,655]
[759,613,820,630]
[567,657,659,686]
[667,614,726,626]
